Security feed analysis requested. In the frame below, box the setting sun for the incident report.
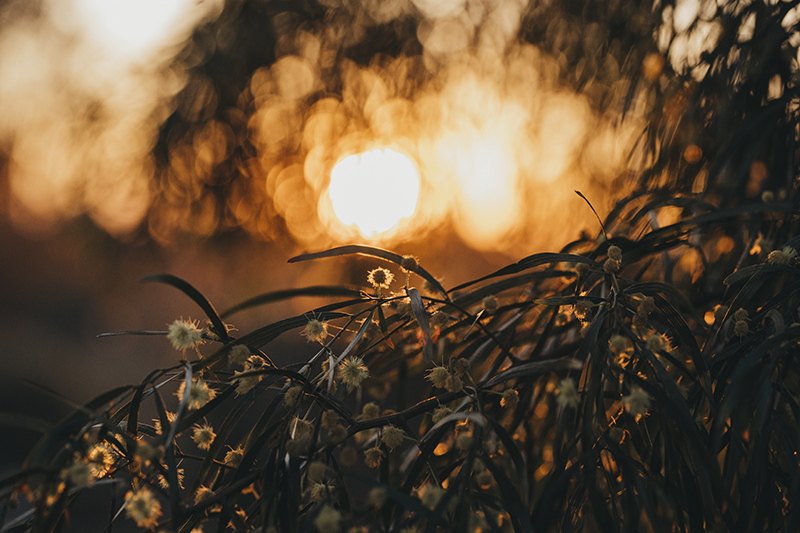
[327,148,421,238]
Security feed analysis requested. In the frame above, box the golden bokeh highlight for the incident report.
[325,149,420,238]
[0,0,651,254]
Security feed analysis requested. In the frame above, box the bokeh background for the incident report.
[2,0,796,477]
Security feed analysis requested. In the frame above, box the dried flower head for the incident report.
[321,410,339,430]
[194,485,214,505]
[761,190,775,203]
[224,446,244,468]
[192,423,216,450]
[307,461,327,483]
[421,485,445,509]
[63,460,93,488]
[607,245,623,262]
[167,319,204,351]
[481,295,499,312]
[456,433,473,450]
[556,378,580,409]
[339,446,358,467]
[228,344,250,367]
[176,378,216,410]
[285,384,303,406]
[445,374,463,392]
[603,257,620,275]
[361,402,380,420]
[501,389,519,409]
[573,299,592,321]
[475,469,493,488]
[401,255,418,272]
[302,319,329,344]
[381,426,404,450]
[427,366,450,388]
[431,405,452,423]
[125,487,162,530]
[368,486,388,508]
[314,505,342,533]
[609,334,629,354]
[233,371,261,396]
[86,442,115,478]
[623,387,651,417]
[574,262,591,277]
[330,424,348,444]
[734,320,749,338]
[767,246,798,266]
[310,483,328,503]
[733,308,749,322]
[631,310,648,329]
[135,442,163,464]
[639,296,656,313]
[645,334,666,352]
[364,447,385,468]
[338,356,370,387]
[367,267,394,289]
[453,358,471,376]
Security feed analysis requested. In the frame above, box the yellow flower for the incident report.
[176,378,216,410]
[556,378,579,409]
[367,267,394,289]
[167,319,204,351]
[302,319,329,344]
[192,423,216,451]
[338,356,370,387]
[125,487,162,529]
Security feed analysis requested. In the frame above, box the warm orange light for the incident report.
[327,148,420,238]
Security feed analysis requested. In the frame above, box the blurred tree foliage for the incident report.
[153,0,799,241]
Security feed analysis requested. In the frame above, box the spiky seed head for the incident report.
[362,402,380,420]
[427,366,450,388]
[603,258,620,275]
[364,447,385,468]
[401,255,418,272]
[338,356,370,387]
[767,246,798,265]
[314,505,342,533]
[124,488,162,529]
[301,319,329,344]
[607,245,623,262]
[167,319,205,351]
[623,387,651,417]
[734,320,749,337]
[556,378,579,409]
[381,426,404,450]
[733,308,749,322]
[501,389,518,409]
[453,358,470,376]
[228,344,250,366]
[431,405,452,423]
[192,424,216,450]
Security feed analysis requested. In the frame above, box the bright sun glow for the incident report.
[328,149,420,238]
